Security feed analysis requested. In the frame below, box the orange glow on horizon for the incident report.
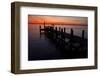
[28,15,88,26]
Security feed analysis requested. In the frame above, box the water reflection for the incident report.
[28,24,88,61]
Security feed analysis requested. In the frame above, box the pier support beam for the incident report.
[82,30,85,39]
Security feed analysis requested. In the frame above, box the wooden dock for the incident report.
[39,25,88,58]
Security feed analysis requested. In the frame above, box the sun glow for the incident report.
[28,15,88,26]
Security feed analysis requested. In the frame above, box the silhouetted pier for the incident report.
[39,25,88,58]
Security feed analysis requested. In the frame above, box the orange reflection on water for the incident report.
[28,15,88,39]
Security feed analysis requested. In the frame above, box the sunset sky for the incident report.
[28,15,88,26]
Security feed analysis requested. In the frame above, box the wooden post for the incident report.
[39,26,41,38]
[59,27,61,32]
[52,26,54,36]
[61,28,63,38]
[71,28,73,36]
[63,28,66,40]
[39,26,41,33]
[82,30,85,39]
[61,28,63,37]
[55,27,57,31]
[61,28,63,33]
[44,21,45,26]
[64,27,66,33]
[70,28,74,51]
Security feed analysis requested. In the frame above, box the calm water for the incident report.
[28,24,88,61]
